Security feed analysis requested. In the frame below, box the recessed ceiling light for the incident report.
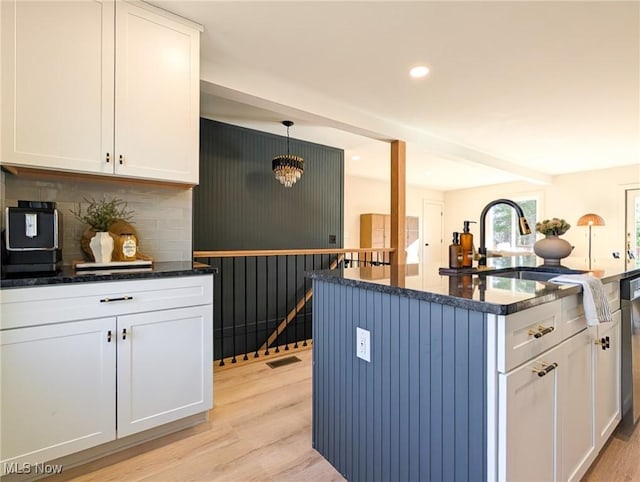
[409,65,429,78]
[351,155,361,161]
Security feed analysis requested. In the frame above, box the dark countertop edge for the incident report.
[1,263,216,289]
[581,268,639,285]
[307,271,583,315]
[619,267,640,281]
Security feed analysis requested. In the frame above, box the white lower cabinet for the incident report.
[117,306,213,437]
[494,282,622,482]
[0,275,213,470]
[594,310,621,446]
[560,329,596,482]
[0,318,116,467]
[498,341,562,482]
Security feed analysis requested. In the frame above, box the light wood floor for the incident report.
[42,347,640,482]
[583,422,640,481]
[46,349,344,482]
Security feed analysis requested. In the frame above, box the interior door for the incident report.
[421,201,443,278]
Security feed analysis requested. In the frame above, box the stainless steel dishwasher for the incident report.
[620,273,640,435]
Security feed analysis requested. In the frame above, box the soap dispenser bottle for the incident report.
[460,221,476,268]
[449,232,463,269]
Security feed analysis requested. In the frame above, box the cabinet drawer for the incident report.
[0,275,213,330]
[559,281,620,340]
[603,280,620,313]
[498,300,562,373]
[562,293,588,339]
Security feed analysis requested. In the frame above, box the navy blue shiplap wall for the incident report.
[194,118,344,250]
[195,119,344,359]
[312,279,488,481]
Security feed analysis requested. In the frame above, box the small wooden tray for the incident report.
[73,259,153,270]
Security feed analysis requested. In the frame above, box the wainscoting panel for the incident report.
[312,279,488,481]
[195,119,345,358]
[195,119,344,250]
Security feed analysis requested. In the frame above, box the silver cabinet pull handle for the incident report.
[100,296,133,303]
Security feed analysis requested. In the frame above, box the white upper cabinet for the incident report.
[1,1,114,173]
[1,0,200,184]
[114,2,200,183]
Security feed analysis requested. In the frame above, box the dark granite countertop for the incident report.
[307,256,638,315]
[1,261,216,289]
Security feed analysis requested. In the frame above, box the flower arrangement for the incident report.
[535,218,571,236]
[71,197,134,232]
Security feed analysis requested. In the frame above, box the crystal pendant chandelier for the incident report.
[272,120,304,188]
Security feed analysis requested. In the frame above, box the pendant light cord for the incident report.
[286,124,290,156]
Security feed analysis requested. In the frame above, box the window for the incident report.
[487,197,538,255]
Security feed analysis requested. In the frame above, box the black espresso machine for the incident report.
[2,201,63,274]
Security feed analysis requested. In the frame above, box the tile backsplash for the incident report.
[2,174,193,264]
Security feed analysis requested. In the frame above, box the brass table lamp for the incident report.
[577,213,605,270]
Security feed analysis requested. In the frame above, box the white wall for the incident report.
[344,174,444,259]
[444,164,640,267]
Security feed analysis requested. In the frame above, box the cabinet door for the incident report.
[114,2,199,183]
[560,329,596,482]
[1,0,114,173]
[0,318,116,466]
[595,312,621,447]
[117,305,213,437]
[498,343,562,482]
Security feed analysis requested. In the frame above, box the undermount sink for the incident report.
[485,266,586,282]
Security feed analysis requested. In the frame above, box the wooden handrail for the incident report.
[194,248,395,258]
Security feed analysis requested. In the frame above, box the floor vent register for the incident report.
[266,356,302,369]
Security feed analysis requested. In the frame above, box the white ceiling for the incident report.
[152,1,640,191]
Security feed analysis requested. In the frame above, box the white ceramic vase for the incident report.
[533,235,573,266]
[89,231,114,263]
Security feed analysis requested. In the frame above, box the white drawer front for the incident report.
[0,275,213,330]
[498,300,562,373]
[559,281,619,340]
[603,280,620,313]
[562,293,587,339]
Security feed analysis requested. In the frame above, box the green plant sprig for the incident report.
[535,218,571,236]
[71,197,134,232]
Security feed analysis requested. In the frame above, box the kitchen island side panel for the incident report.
[312,279,488,482]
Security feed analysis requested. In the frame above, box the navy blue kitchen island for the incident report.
[309,260,633,482]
